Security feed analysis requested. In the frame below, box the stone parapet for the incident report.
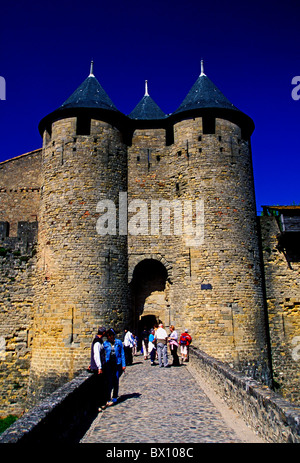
[0,371,98,443]
[189,346,300,443]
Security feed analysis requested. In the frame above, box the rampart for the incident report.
[0,221,38,415]
[188,347,300,443]
[259,215,300,402]
[0,371,99,443]
[0,348,299,443]
[0,149,41,236]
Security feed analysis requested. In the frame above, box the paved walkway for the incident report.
[80,354,265,444]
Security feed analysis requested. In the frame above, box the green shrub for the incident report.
[0,415,18,434]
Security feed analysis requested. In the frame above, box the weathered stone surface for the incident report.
[260,216,300,403]
[0,84,298,417]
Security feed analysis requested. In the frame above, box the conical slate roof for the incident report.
[173,62,240,115]
[129,81,167,120]
[58,62,118,112]
[38,62,123,136]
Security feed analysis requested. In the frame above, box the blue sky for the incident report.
[0,0,299,212]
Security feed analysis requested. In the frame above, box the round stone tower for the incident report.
[126,66,271,382]
[167,62,271,380]
[28,63,129,403]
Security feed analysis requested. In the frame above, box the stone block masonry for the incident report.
[0,222,38,416]
[260,216,300,403]
[188,347,300,443]
[0,64,298,416]
[128,117,270,382]
[0,149,42,236]
[27,118,129,406]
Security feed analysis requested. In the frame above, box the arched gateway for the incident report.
[129,259,171,336]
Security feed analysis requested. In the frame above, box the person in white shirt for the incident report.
[123,328,135,365]
[89,326,107,411]
[154,323,169,368]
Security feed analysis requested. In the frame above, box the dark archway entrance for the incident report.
[129,259,170,340]
[139,314,158,332]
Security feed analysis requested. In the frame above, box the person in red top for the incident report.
[179,329,192,363]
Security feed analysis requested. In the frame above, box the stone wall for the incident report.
[0,149,42,235]
[0,222,38,416]
[0,371,99,443]
[260,216,300,403]
[0,150,41,415]
[0,115,298,415]
[189,346,300,443]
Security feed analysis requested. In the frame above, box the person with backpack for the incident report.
[179,329,192,363]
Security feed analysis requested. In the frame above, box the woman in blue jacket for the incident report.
[103,328,126,406]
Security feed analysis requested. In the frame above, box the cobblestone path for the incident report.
[80,354,264,444]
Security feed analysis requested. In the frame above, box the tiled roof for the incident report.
[58,74,118,112]
[129,81,167,120]
[173,73,240,115]
[129,94,167,120]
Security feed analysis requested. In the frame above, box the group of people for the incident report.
[139,323,192,368]
[89,323,192,412]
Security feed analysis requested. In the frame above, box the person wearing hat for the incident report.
[89,326,107,411]
[103,328,126,406]
[179,329,192,363]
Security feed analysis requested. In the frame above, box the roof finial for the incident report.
[200,59,206,76]
[89,60,94,77]
[145,80,149,96]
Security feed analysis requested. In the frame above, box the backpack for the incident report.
[180,334,189,345]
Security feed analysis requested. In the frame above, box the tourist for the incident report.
[141,326,149,359]
[148,328,156,365]
[168,325,180,366]
[88,326,107,411]
[132,334,138,356]
[123,327,135,365]
[179,329,192,363]
[103,329,126,406]
[154,323,169,368]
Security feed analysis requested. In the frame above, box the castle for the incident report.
[0,61,299,415]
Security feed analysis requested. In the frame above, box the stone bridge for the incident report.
[1,347,299,445]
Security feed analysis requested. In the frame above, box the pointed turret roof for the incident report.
[171,61,254,137]
[58,61,118,112]
[173,61,239,115]
[129,81,167,120]
[39,61,123,136]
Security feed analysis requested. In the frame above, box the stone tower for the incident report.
[127,62,271,381]
[27,63,129,402]
[26,61,272,403]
